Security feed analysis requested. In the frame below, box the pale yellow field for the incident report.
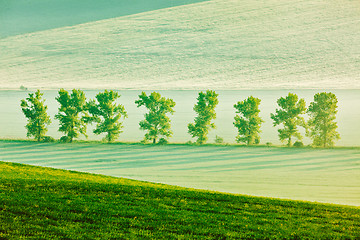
[1,141,359,206]
[1,0,359,90]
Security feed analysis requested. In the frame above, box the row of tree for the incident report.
[20,89,340,147]
[235,93,340,147]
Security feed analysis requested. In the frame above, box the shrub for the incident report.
[266,142,273,147]
[42,136,55,143]
[158,138,168,145]
[60,136,72,143]
[20,85,28,91]
[215,135,224,144]
[293,141,304,147]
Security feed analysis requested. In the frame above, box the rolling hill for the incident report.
[0,0,359,90]
[0,0,206,38]
[1,161,359,239]
[1,140,359,206]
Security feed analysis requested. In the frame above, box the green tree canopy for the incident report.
[233,96,263,145]
[188,90,219,144]
[307,92,340,147]
[20,90,51,141]
[135,92,176,144]
[55,89,88,142]
[270,93,306,147]
[87,90,128,143]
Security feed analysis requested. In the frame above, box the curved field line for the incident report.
[1,141,359,206]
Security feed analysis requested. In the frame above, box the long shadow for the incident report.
[0,0,207,38]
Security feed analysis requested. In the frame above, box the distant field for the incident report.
[0,0,205,38]
[1,140,359,206]
[1,161,359,239]
[1,0,359,89]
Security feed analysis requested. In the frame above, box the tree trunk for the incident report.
[107,132,111,143]
[70,121,74,143]
[37,121,41,142]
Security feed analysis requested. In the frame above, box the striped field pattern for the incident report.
[1,140,359,206]
[1,0,359,90]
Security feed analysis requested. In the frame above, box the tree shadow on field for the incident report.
[0,0,207,38]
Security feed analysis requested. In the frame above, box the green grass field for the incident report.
[1,0,359,90]
[1,161,359,239]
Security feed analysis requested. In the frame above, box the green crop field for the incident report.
[1,0,359,90]
[1,140,360,206]
[1,161,360,239]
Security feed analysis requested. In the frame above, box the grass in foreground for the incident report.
[0,161,359,239]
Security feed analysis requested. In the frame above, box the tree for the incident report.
[307,92,340,147]
[87,90,127,142]
[55,89,88,142]
[135,92,176,144]
[270,93,306,147]
[188,90,219,144]
[233,96,263,145]
[20,90,51,141]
